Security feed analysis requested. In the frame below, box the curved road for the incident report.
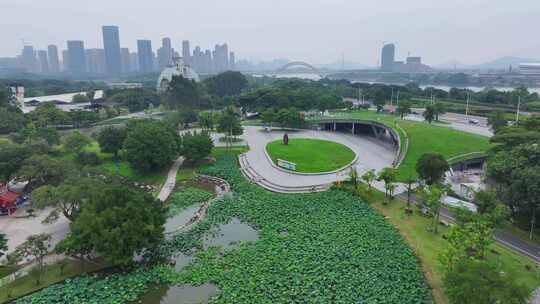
[240,126,401,190]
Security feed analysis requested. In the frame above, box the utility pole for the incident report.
[396,91,400,106]
[391,87,394,107]
[466,92,470,117]
[516,96,521,123]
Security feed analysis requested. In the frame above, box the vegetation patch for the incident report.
[265,138,356,173]
[167,188,214,217]
[14,157,429,303]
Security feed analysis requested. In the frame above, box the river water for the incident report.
[138,218,260,303]
[258,73,540,94]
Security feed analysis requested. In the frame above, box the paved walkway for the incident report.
[158,156,185,202]
[0,208,70,259]
[240,126,401,190]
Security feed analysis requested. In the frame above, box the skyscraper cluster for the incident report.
[4,25,236,77]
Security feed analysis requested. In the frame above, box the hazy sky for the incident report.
[1,0,539,65]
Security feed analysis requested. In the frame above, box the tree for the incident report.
[377,167,397,202]
[0,233,7,259]
[58,183,166,265]
[404,176,417,212]
[109,89,159,113]
[204,71,248,97]
[487,143,540,239]
[180,131,214,163]
[260,108,277,129]
[163,76,200,110]
[31,177,104,223]
[63,130,91,155]
[217,107,243,138]
[0,106,26,134]
[487,110,507,133]
[433,102,446,121]
[71,94,90,103]
[97,126,126,157]
[12,234,51,285]
[28,103,71,128]
[423,185,444,233]
[373,99,385,113]
[361,169,376,191]
[199,112,214,131]
[165,109,198,129]
[123,120,180,172]
[18,155,74,190]
[396,101,411,119]
[423,105,435,124]
[275,108,304,129]
[0,143,32,182]
[442,259,528,304]
[415,153,449,185]
[349,167,358,188]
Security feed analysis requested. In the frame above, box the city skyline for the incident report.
[1,0,539,66]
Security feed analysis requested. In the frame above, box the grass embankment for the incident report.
[329,111,492,180]
[361,188,540,304]
[266,138,356,173]
[0,259,107,302]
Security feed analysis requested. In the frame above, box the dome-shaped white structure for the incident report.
[157,57,200,93]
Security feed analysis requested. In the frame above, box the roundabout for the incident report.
[265,138,356,174]
[239,126,399,193]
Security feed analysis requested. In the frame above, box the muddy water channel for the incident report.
[139,218,259,303]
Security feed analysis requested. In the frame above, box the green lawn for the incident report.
[266,138,356,173]
[325,110,492,180]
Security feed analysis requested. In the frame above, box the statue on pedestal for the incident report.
[283,133,289,145]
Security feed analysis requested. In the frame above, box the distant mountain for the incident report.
[473,56,540,70]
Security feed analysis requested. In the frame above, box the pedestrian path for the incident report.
[158,156,185,202]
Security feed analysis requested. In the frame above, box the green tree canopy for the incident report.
[163,76,200,110]
[63,130,91,155]
[423,105,435,124]
[179,131,214,162]
[415,153,449,185]
[58,183,166,265]
[204,71,248,97]
[97,126,126,157]
[0,143,32,182]
[442,259,528,304]
[217,107,243,137]
[123,119,180,172]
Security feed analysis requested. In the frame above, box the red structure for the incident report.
[0,183,21,215]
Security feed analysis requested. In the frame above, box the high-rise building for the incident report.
[20,45,37,73]
[137,40,153,73]
[204,50,213,74]
[129,52,139,72]
[47,45,60,73]
[182,40,191,65]
[37,50,49,73]
[86,48,106,74]
[66,40,87,73]
[157,37,173,69]
[121,48,131,73]
[229,52,236,70]
[213,43,229,73]
[62,50,69,71]
[381,43,395,71]
[102,25,122,75]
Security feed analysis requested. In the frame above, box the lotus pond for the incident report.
[15,156,430,304]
